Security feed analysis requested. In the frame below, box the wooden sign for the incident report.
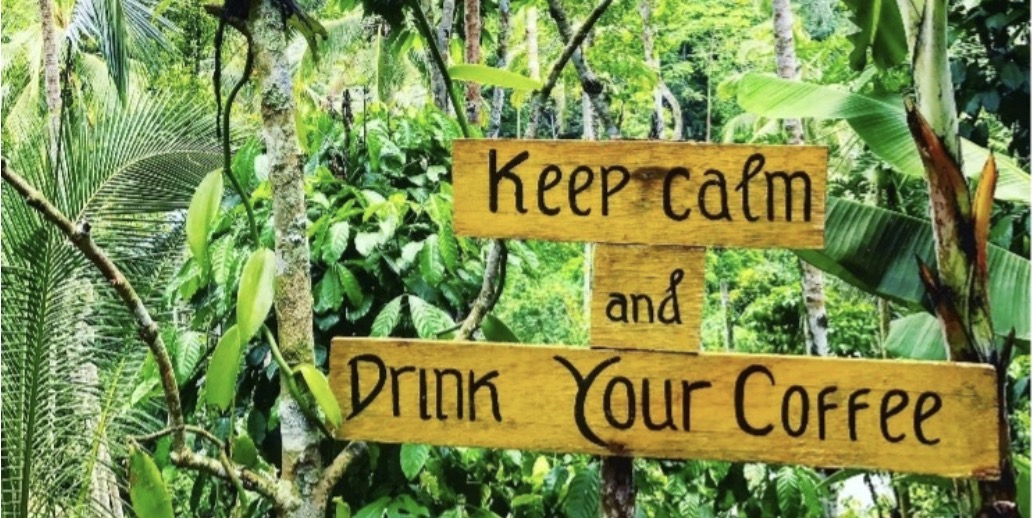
[452,140,827,248]
[591,245,704,352]
[329,338,1000,478]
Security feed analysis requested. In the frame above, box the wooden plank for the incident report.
[591,245,704,352]
[329,338,1000,478]
[452,139,827,248]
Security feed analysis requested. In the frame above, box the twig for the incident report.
[313,442,368,509]
[2,159,186,450]
[171,449,298,511]
[456,240,507,340]
[525,0,615,138]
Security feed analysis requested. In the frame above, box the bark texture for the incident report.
[639,0,680,140]
[464,0,482,123]
[38,0,62,158]
[252,1,322,515]
[431,0,457,111]
[487,0,511,137]
[600,457,635,518]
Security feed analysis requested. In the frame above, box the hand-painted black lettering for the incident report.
[554,355,622,448]
[347,354,386,419]
[880,389,909,443]
[570,166,594,216]
[781,385,809,437]
[735,153,764,222]
[817,386,839,440]
[631,294,654,323]
[468,370,502,422]
[390,366,416,417]
[765,170,812,221]
[603,377,636,429]
[489,150,529,213]
[434,368,464,420]
[847,389,871,441]
[537,165,562,215]
[698,169,732,220]
[658,269,683,324]
[914,392,942,445]
[640,379,676,431]
[681,381,712,432]
[735,364,775,436]
[606,294,629,323]
[601,166,630,216]
[418,369,432,420]
[663,167,691,221]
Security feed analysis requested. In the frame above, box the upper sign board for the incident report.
[452,140,827,248]
[330,338,1000,478]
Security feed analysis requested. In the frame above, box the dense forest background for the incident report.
[1,0,1029,516]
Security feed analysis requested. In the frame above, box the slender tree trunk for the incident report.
[464,0,481,123]
[487,0,510,137]
[771,0,830,358]
[660,83,682,140]
[252,2,322,516]
[720,280,733,350]
[639,0,680,140]
[526,7,540,82]
[38,0,61,159]
[431,0,457,111]
[600,457,634,518]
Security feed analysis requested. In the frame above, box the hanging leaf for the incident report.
[336,265,364,306]
[775,467,801,517]
[186,170,224,267]
[564,468,600,518]
[231,434,260,468]
[481,314,520,343]
[884,313,947,361]
[796,197,1030,345]
[842,0,907,71]
[408,296,455,339]
[321,221,351,264]
[333,497,352,518]
[237,248,276,342]
[400,443,430,480]
[206,325,244,411]
[128,446,174,518]
[172,331,205,385]
[419,235,445,284]
[449,64,543,91]
[439,223,459,272]
[736,74,1030,204]
[314,266,345,313]
[371,296,403,337]
[296,364,343,428]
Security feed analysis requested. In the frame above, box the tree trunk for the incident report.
[639,0,680,140]
[600,457,634,518]
[487,0,510,137]
[771,0,830,358]
[38,0,61,159]
[252,1,322,515]
[464,0,481,123]
[431,0,457,112]
[660,83,682,140]
[582,91,595,140]
[720,280,733,350]
[526,7,540,82]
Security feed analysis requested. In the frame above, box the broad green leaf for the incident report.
[797,197,1029,344]
[775,467,801,517]
[186,170,223,267]
[400,443,430,480]
[843,0,907,71]
[419,235,445,284]
[449,64,543,91]
[334,497,352,518]
[128,447,174,518]
[322,221,350,263]
[1016,455,1030,518]
[237,248,276,342]
[884,313,946,361]
[231,434,259,468]
[439,223,459,272]
[481,314,520,343]
[297,364,343,428]
[371,296,403,337]
[336,265,363,306]
[737,74,1030,203]
[314,266,345,313]
[172,331,204,385]
[387,495,430,517]
[206,325,243,411]
[564,468,600,518]
[354,496,391,518]
[408,296,455,339]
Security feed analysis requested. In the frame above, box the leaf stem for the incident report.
[262,325,336,439]
[408,0,472,138]
[222,28,261,245]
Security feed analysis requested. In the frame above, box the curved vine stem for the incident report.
[221,26,261,245]
[408,0,472,139]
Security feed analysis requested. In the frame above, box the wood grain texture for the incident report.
[591,245,703,352]
[452,139,827,248]
[329,338,1000,478]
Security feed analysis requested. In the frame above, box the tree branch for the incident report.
[313,441,367,508]
[535,0,619,138]
[170,449,298,511]
[456,240,507,340]
[2,159,187,451]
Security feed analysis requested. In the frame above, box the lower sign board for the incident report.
[329,338,1000,478]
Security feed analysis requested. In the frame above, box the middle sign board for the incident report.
[452,139,828,248]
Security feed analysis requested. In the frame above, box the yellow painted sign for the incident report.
[591,245,704,352]
[329,338,1000,478]
[452,140,827,248]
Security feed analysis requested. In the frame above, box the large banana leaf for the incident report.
[797,197,1029,344]
[1,93,220,517]
[737,74,1030,204]
[884,313,947,361]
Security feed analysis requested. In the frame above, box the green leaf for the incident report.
[128,446,174,518]
[449,64,543,91]
[1016,454,1030,518]
[296,364,343,428]
[315,266,345,313]
[172,331,204,385]
[371,296,403,337]
[736,74,1030,203]
[775,467,800,517]
[884,313,947,361]
[336,265,364,306]
[843,0,907,71]
[206,325,244,411]
[400,443,430,480]
[408,296,455,339]
[481,314,520,343]
[186,170,224,267]
[334,497,352,518]
[231,434,259,468]
[439,223,459,272]
[237,248,276,343]
[354,496,391,518]
[797,197,1030,344]
[419,235,445,284]
[564,468,600,518]
[322,221,350,263]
